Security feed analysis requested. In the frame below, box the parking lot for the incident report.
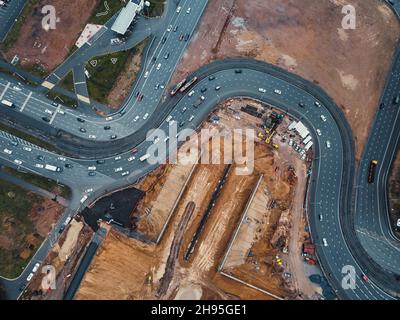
[0,0,27,42]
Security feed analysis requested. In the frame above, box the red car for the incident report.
[131,148,138,154]
[361,274,369,282]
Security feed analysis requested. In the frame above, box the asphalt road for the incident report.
[0,0,27,42]
[0,0,399,300]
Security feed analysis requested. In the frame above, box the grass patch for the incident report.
[86,49,133,105]
[0,179,43,278]
[1,0,39,52]
[145,0,165,17]
[88,0,126,25]
[59,72,75,92]
[0,122,56,152]
[4,167,72,199]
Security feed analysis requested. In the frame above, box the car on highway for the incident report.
[26,273,34,282]
[80,128,86,133]
[361,274,369,282]
[189,115,195,122]
[128,156,135,162]
[215,86,221,91]
[42,117,50,122]
[320,115,327,122]
[186,7,191,14]
[316,129,322,136]
[143,113,149,120]
[121,171,129,177]
[65,163,73,169]
[104,125,111,130]
[58,156,66,161]
[131,148,138,154]
[315,101,322,107]
[45,109,53,115]
[35,164,44,169]
[161,37,166,44]
[3,148,12,155]
[156,63,161,70]
[37,155,44,161]
[10,141,18,147]
[144,71,149,78]
[164,53,170,59]
[167,25,172,32]
[153,137,160,144]
[105,116,113,121]
[77,117,85,123]
[96,160,105,164]
[88,166,96,171]
[173,25,178,32]
[89,135,96,139]
[298,102,305,108]
[176,6,181,13]
[114,155,122,161]
[274,89,282,95]
[14,159,22,165]
[23,146,32,152]
[114,167,123,173]
[110,135,117,140]
[188,90,195,97]
[166,115,173,122]
[319,214,323,221]
[209,75,215,81]
[32,263,40,273]
[258,88,266,93]
[181,107,187,114]
[133,115,140,122]
[235,69,242,74]
[326,141,331,148]
[201,87,207,93]
[88,171,96,176]
[179,34,184,41]
[184,33,190,41]
[322,238,328,247]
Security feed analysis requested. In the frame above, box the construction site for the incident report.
[75,97,325,300]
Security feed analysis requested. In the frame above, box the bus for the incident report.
[179,76,198,93]
[170,78,187,96]
[1,100,14,108]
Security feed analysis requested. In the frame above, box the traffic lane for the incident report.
[0,0,27,42]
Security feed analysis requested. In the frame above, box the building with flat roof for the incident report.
[111,0,145,35]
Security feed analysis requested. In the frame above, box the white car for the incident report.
[58,109,65,115]
[288,139,293,147]
[23,147,32,152]
[320,115,327,122]
[35,163,44,169]
[322,238,328,247]
[134,115,140,122]
[58,156,66,161]
[45,109,53,115]
[26,273,34,282]
[258,88,266,93]
[326,141,331,148]
[105,116,113,121]
[14,159,22,165]
[128,156,135,162]
[189,115,195,122]
[186,7,191,14]
[144,71,149,78]
[143,113,149,120]
[153,137,160,144]
[167,25,172,32]
[115,155,122,161]
[121,171,129,177]
[316,129,322,136]
[315,101,321,107]
[397,218,400,227]
[188,90,195,97]
[176,6,181,13]
[88,166,97,171]
[32,263,40,273]
[274,89,282,95]
[85,188,93,193]
[4,148,12,155]
[156,63,161,70]
[164,136,170,142]
[166,115,173,122]
[115,167,123,173]
[89,135,97,139]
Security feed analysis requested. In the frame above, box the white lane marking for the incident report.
[49,104,61,124]
[0,82,10,100]
[20,91,32,112]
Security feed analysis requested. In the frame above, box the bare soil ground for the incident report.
[389,151,400,238]
[1,0,99,72]
[171,0,400,161]
[76,98,318,300]
[28,197,64,237]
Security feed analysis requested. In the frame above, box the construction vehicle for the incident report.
[265,131,276,144]
[272,143,279,149]
[367,160,378,183]
[258,132,265,139]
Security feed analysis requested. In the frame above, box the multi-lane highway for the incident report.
[0,0,399,300]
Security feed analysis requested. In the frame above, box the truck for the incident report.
[1,100,14,108]
[140,154,151,162]
[45,164,62,172]
[367,160,378,183]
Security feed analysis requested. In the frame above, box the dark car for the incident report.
[37,155,44,161]
[65,163,73,168]
[208,75,215,81]
[179,34,184,41]
[173,25,178,32]
[379,103,385,110]
[42,117,50,122]
[179,121,185,127]
[235,69,242,74]
[131,148,138,154]
[104,125,111,130]
[200,87,207,93]
[184,33,190,41]
[88,171,96,176]
[96,159,105,164]
[79,128,86,133]
[161,36,167,44]
[164,53,170,59]
[298,102,306,108]
[77,117,85,123]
